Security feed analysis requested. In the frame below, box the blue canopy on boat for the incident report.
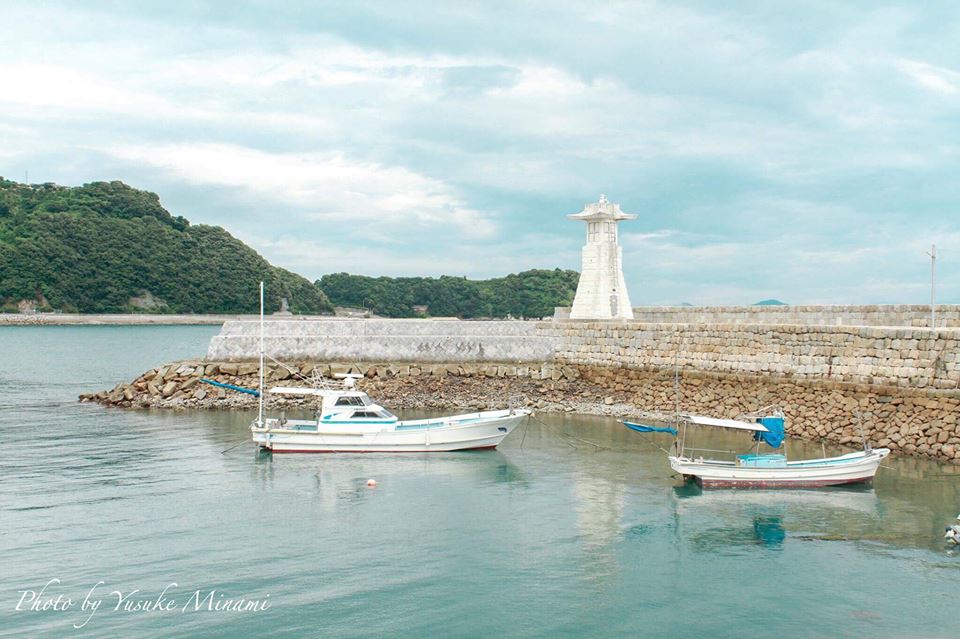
[753,415,785,449]
[623,421,678,436]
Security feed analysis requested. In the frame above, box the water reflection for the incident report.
[249,447,527,508]
[672,487,883,553]
[753,515,786,547]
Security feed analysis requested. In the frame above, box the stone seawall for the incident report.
[84,358,960,463]
[207,319,556,362]
[89,314,960,463]
[0,313,256,325]
[554,304,960,327]
[544,322,960,390]
[580,366,960,462]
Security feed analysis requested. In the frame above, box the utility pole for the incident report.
[926,243,937,329]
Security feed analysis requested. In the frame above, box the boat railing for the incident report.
[680,446,741,462]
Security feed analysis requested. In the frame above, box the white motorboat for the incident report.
[243,282,530,453]
[627,409,890,489]
[250,375,529,453]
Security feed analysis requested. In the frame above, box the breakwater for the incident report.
[558,304,960,327]
[1,313,248,325]
[207,319,556,362]
[88,309,960,463]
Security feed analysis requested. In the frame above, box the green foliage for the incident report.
[0,178,334,314]
[317,269,579,319]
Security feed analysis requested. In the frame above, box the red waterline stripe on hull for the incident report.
[697,475,875,489]
[266,445,500,454]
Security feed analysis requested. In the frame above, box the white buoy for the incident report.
[366,479,377,488]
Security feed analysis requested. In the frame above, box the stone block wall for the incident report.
[579,366,960,462]
[542,322,960,390]
[556,304,960,327]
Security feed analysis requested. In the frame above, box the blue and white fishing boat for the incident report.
[627,409,890,489]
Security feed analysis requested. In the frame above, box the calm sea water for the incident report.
[1,326,958,638]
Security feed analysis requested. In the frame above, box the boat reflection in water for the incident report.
[672,485,882,553]
[250,444,527,509]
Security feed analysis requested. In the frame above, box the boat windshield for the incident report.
[350,409,393,419]
[334,396,368,407]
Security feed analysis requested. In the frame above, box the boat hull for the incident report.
[252,409,529,453]
[669,449,890,489]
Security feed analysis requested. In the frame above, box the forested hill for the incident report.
[0,179,333,314]
[317,270,580,319]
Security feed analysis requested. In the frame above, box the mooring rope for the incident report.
[220,437,251,455]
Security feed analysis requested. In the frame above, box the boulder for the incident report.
[238,363,259,376]
[161,381,178,398]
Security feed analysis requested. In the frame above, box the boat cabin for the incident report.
[269,386,398,424]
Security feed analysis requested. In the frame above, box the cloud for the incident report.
[249,231,579,280]
[101,143,497,238]
[897,60,960,95]
[0,1,957,305]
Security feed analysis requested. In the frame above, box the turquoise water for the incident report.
[1,326,958,638]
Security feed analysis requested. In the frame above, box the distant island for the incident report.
[0,179,332,314]
[753,299,787,306]
[0,178,579,318]
[319,270,579,319]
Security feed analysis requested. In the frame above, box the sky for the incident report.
[1,1,958,305]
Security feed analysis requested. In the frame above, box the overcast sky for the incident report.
[1,1,958,304]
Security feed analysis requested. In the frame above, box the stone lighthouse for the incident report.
[568,194,635,320]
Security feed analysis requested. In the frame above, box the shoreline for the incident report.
[82,359,960,464]
[0,313,336,326]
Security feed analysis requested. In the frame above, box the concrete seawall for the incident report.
[207,317,960,392]
[0,313,335,325]
[558,304,960,327]
[207,319,557,362]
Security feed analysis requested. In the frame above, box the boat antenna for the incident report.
[257,280,264,428]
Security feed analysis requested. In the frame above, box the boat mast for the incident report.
[258,280,264,428]
[674,332,685,457]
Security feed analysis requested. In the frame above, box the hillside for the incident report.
[0,179,333,314]
[317,269,580,319]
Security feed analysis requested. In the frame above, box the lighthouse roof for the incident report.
[567,194,636,221]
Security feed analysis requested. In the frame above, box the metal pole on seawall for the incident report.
[928,243,936,329]
[258,281,264,428]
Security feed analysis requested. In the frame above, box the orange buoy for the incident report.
[366,478,377,488]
